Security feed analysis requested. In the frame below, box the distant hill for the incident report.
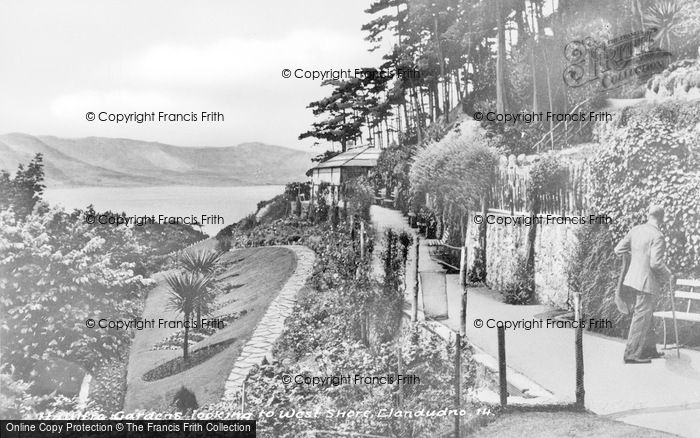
[0,133,314,187]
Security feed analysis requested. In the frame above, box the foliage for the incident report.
[0,206,149,381]
[86,356,128,414]
[142,340,236,382]
[215,237,232,253]
[164,273,216,361]
[0,153,45,219]
[410,131,498,214]
[500,253,535,305]
[173,386,198,413]
[122,213,207,275]
[311,150,341,163]
[152,310,246,350]
[568,224,631,337]
[245,325,479,438]
[195,186,482,437]
[313,183,331,223]
[284,181,311,199]
[646,58,700,97]
[0,372,48,418]
[590,100,700,276]
[644,0,684,51]
[345,176,375,221]
[179,250,223,276]
[526,156,568,203]
[258,195,291,222]
[570,223,700,344]
[374,144,413,204]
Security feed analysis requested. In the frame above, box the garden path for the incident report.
[370,205,700,438]
[221,245,315,401]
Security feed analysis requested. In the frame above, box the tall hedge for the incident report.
[572,100,700,341]
[590,100,700,275]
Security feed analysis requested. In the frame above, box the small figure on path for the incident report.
[614,205,674,364]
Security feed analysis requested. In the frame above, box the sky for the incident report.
[0,0,387,151]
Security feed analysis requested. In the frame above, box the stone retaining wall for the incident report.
[464,211,577,309]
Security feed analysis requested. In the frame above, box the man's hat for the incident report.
[648,204,665,219]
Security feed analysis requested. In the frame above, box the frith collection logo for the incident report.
[563,27,672,91]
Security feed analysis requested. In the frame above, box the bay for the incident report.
[43,185,284,236]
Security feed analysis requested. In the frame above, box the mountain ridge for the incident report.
[0,133,314,188]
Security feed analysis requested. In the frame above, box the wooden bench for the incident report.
[653,279,700,357]
[425,227,450,247]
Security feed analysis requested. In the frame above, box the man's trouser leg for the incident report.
[624,291,655,361]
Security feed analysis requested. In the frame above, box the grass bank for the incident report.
[123,246,296,411]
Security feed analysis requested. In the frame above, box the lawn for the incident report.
[472,411,676,437]
[122,245,297,411]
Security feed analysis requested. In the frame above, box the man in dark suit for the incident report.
[614,205,673,364]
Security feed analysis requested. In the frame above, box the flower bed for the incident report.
[151,310,248,351]
[142,339,236,382]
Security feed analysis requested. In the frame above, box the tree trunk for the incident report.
[183,316,190,362]
[542,47,555,149]
[525,198,540,303]
[496,0,508,114]
[531,43,539,113]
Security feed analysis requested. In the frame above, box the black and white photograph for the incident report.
[1,0,699,437]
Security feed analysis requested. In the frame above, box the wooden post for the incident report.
[360,221,366,259]
[461,215,468,337]
[454,333,461,438]
[412,237,420,322]
[498,326,507,406]
[461,288,467,338]
[397,342,404,407]
[669,278,681,359]
[459,246,467,287]
[574,292,585,409]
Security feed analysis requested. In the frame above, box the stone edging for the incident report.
[222,245,315,401]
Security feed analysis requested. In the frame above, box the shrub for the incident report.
[215,237,232,253]
[173,386,198,413]
[410,133,497,215]
[568,224,631,337]
[345,176,374,221]
[258,195,291,222]
[284,181,311,200]
[500,254,535,305]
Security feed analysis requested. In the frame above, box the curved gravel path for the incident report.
[222,245,315,401]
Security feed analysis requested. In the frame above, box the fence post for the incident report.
[461,288,467,338]
[454,333,461,438]
[574,292,585,409]
[412,237,420,322]
[241,380,246,413]
[459,246,467,287]
[360,221,366,259]
[498,326,507,406]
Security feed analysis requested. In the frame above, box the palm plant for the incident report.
[180,250,223,276]
[644,0,683,50]
[165,273,215,362]
[179,250,223,321]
